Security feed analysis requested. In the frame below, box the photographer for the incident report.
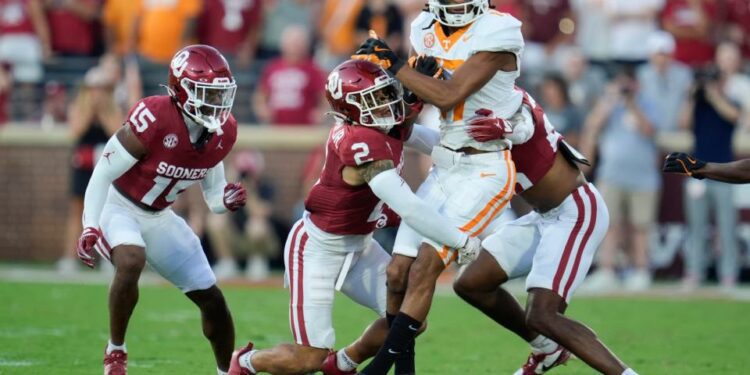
[678,41,750,291]
[581,67,661,292]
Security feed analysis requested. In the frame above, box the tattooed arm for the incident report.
[353,159,470,249]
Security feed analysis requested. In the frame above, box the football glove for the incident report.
[466,109,513,142]
[76,227,101,268]
[404,54,443,106]
[352,30,404,75]
[223,182,247,211]
[662,152,706,179]
[457,236,482,266]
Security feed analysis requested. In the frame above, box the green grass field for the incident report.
[1,281,749,374]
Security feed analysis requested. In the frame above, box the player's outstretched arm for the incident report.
[663,152,750,183]
[404,124,441,155]
[200,162,247,213]
[356,160,480,263]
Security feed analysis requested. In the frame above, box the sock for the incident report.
[217,368,228,375]
[239,350,258,374]
[386,312,396,327]
[106,340,127,355]
[529,335,558,354]
[337,349,359,371]
[622,369,638,375]
[394,338,415,375]
[361,312,421,375]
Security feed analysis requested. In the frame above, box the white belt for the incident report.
[430,145,508,170]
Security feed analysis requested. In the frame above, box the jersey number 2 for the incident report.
[352,142,373,165]
[141,176,194,205]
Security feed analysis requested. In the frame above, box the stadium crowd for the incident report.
[2,0,750,290]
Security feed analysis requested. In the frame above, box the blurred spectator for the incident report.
[661,0,718,68]
[538,73,583,146]
[99,53,142,113]
[59,66,122,273]
[253,25,326,126]
[257,0,316,59]
[559,48,607,117]
[521,0,574,74]
[607,0,664,66]
[725,0,750,60]
[45,0,101,56]
[41,80,67,127]
[571,0,611,65]
[208,150,281,281]
[197,0,263,68]
[636,31,692,131]
[0,64,10,125]
[355,0,404,57]
[680,42,749,291]
[317,0,365,70]
[129,0,201,64]
[102,0,138,56]
[494,0,522,18]
[0,0,51,120]
[582,68,661,292]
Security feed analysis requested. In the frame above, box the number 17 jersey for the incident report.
[113,95,237,210]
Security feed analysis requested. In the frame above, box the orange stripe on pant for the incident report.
[459,150,516,235]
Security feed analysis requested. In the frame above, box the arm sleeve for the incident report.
[405,124,441,154]
[369,169,468,248]
[504,105,535,145]
[201,162,229,214]
[82,136,139,228]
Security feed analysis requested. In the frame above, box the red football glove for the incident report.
[223,182,247,211]
[466,108,513,142]
[76,227,101,268]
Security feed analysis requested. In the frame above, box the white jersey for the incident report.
[409,10,524,151]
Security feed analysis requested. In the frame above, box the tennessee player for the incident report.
[454,90,640,375]
[75,45,244,375]
[228,59,481,375]
[663,152,750,183]
[352,1,520,373]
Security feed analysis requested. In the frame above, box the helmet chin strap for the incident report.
[181,108,224,136]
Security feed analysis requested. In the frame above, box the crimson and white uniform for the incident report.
[286,123,409,349]
[483,92,609,302]
[96,95,237,292]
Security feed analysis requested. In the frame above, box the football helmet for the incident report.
[167,44,237,135]
[325,59,404,132]
[428,0,489,27]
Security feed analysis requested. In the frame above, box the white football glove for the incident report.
[457,236,482,265]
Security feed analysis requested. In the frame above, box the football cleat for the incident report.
[103,348,127,375]
[228,342,256,375]
[513,346,571,375]
[321,350,357,375]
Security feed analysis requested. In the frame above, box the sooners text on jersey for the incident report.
[305,123,409,235]
[114,95,237,210]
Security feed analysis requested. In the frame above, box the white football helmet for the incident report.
[428,0,489,27]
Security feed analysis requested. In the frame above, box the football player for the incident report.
[454,90,640,375]
[228,59,481,375]
[352,1,521,373]
[75,45,245,375]
[663,152,750,183]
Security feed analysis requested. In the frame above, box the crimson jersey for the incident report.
[512,91,563,193]
[113,96,237,210]
[305,123,409,235]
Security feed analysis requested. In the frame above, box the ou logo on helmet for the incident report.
[171,50,190,77]
[327,71,343,99]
